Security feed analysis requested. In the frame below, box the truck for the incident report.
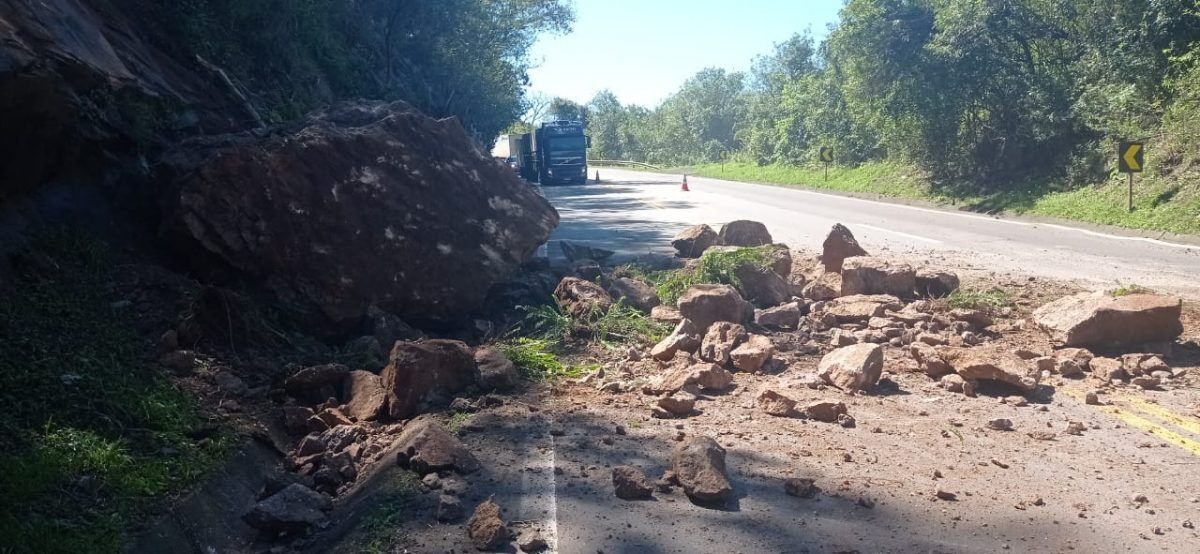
[501,120,590,185]
[490,133,525,172]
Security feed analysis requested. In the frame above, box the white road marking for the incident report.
[684,173,1199,251]
[856,223,944,245]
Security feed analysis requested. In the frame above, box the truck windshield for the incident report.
[548,136,587,151]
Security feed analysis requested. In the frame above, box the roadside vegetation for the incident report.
[655,245,785,305]
[947,288,1016,314]
[578,1,1200,236]
[0,231,230,552]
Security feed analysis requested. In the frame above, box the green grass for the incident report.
[589,301,670,346]
[356,472,423,554]
[499,338,571,381]
[0,230,230,553]
[1109,283,1151,297]
[656,245,785,305]
[688,161,1200,236]
[447,411,472,434]
[946,288,1014,313]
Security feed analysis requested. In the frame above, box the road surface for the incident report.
[541,168,1200,297]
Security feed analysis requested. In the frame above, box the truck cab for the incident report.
[534,120,589,185]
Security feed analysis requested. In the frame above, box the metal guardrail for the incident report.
[587,159,664,171]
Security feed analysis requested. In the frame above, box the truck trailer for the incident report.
[503,121,590,185]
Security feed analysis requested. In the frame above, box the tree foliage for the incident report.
[599,0,1200,190]
[117,0,573,139]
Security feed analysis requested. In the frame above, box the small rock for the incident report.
[243,484,331,534]
[987,418,1014,431]
[672,436,734,505]
[784,477,818,498]
[611,465,654,500]
[436,494,463,522]
[467,499,508,550]
[657,391,697,417]
[517,529,549,553]
[935,489,957,501]
[757,390,797,417]
[804,401,848,423]
[1085,391,1101,405]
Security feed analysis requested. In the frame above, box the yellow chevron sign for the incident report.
[1118,142,1144,173]
[819,147,833,163]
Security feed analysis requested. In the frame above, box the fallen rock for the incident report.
[949,309,993,329]
[436,494,463,522]
[650,305,683,325]
[840,257,916,298]
[554,276,614,319]
[163,101,558,333]
[648,363,734,395]
[734,263,791,308]
[730,335,776,373]
[612,465,654,500]
[942,347,1038,392]
[1089,357,1125,381]
[381,340,478,419]
[651,319,703,361]
[517,529,548,553]
[818,344,884,392]
[804,401,848,423]
[282,406,316,436]
[784,477,818,498]
[987,418,1014,431]
[909,343,953,378]
[824,294,902,323]
[755,301,801,329]
[285,363,349,399]
[342,370,385,421]
[699,322,747,366]
[607,277,661,312]
[1033,292,1183,348]
[672,224,719,258]
[475,347,520,391]
[757,390,797,417]
[677,284,751,330]
[718,220,772,247]
[803,272,843,301]
[560,241,613,263]
[395,417,480,474]
[467,499,508,551]
[915,269,960,298]
[243,484,331,534]
[672,436,734,505]
[657,391,698,417]
[821,224,868,273]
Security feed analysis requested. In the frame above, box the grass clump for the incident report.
[590,301,669,346]
[657,245,783,305]
[499,338,572,381]
[947,287,1014,313]
[0,230,229,553]
[1109,283,1151,297]
[357,472,423,554]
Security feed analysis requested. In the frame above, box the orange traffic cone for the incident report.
[681,175,690,191]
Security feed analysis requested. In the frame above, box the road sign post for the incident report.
[1117,141,1144,213]
[819,147,833,181]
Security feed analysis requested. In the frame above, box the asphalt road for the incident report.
[541,168,1200,297]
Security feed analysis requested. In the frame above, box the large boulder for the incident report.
[1032,292,1183,348]
[394,417,480,474]
[821,224,868,273]
[755,302,801,329]
[841,257,916,297]
[161,101,559,333]
[554,276,614,319]
[717,220,772,247]
[676,284,751,330]
[380,340,478,419]
[823,294,903,324]
[672,436,734,505]
[672,224,719,258]
[818,344,884,392]
[942,347,1039,392]
[607,277,661,312]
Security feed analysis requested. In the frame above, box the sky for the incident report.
[527,0,845,109]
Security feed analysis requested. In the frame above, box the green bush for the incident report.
[657,245,783,305]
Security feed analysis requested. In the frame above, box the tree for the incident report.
[547,97,588,124]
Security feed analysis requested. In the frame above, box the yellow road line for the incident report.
[1103,407,1200,457]
[1124,397,1200,436]
[1061,384,1200,457]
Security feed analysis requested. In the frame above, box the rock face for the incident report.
[718,220,773,247]
[841,257,916,297]
[607,277,661,312]
[162,101,559,332]
[1033,292,1183,348]
[554,277,614,319]
[243,484,331,534]
[672,436,734,505]
[943,347,1038,391]
[381,340,478,419]
[677,284,751,330]
[818,344,884,392]
[467,499,508,550]
[672,224,719,257]
[395,417,480,474]
[342,370,386,421]
[821,224,868,273]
